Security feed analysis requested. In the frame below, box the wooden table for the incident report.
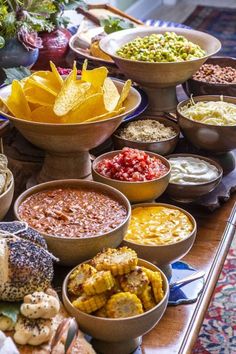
[142,197,236,354]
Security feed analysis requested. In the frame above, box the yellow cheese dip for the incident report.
[125,206,193,246]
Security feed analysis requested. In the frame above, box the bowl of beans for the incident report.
[184,56,236,97]
[92,147,171,203]
[14,179,131,266]
[112,117,180,156]
[122,203,197,278]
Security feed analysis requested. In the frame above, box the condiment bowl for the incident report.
[123,203,197,278]
[177,95,236,153]
[62,258,169,354]
[92,150,171,203]
[100,27,221,112]
[14,179,131,266]
[184,56,236,97]
[166,153,223,202]
[112,117,180,156]
[0,171,14,220]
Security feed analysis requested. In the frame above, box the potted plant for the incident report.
[0,0,54,68]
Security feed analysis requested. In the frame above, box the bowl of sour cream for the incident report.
[166,153,223,202]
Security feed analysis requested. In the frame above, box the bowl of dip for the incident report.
[14,179,131,266]
[92,147,171,203]
[123,203,197,277]
[166,153,223,202]
[177,95,236,153]
[112,117,180,156]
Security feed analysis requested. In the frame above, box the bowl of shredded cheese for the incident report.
[177,95,236,153]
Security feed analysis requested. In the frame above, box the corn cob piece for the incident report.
[142,267,164,303]
[83,271,115,295]
[72,293,107,313]
[68,264,97,296]
[92,247,138,276]
[119,266,149,295]
[139,285,156,311]
[94,305,108,318]
[106,292,143,318]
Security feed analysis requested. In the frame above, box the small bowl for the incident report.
[184,56,236,97]
[166,153,223,202]
[62,258,169,354]
[0,171,14,220]
[177,95,236,153]
[112,117,180,156]
[14,179,131,266]
[123,203,197,277]
[92,150,171,203]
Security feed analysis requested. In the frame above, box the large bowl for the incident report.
[123,203,197,277]
[166,153,223,202]
[177,95,236,153]
[184,56,236,97]
[62,258,169,354]
[99,27,221,112]
[112,116,180,156]
[14,179,131,266]
[0,171,14,220]
[0,78,141,183]
[92,150,171,203]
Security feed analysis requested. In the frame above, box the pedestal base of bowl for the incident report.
[158,263,172,280]
[37,151,91,183]
[91,336,142,354]
[142,86,177,113]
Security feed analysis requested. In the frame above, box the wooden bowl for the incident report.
[0,171,14,220]
[14,179,131,266]
[62,258,169,354]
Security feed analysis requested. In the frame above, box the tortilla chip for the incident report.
[81,60,108,89]
[6,80,31,120]
[50,61,64,86]
[28,71,62,96]
[31,106,66,123]
[103,77,120,112]
[85,107,125,123]
[116,79,132,109]
[25,85,55,106]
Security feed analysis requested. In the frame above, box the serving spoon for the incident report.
[169,270,205,289]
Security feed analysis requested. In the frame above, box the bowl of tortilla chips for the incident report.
[0,61,141,183]
[0,154,14,220]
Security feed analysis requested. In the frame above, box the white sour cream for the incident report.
[169,157,219,184]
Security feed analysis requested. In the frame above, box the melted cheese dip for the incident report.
[125,206,193,246]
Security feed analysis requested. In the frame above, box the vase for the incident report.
[33,28,72,70]
[0,38,39,69]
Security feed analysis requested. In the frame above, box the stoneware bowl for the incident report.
[184,56,236,97]
[92,150,171,203]
[177,95,236,153]
[166,153,223,202]
[14,179,131,266]
[62,258,169,354]
[123,203,197,278]
[0,171,14,220]
[112,116,180,156]
[100,27,221,112]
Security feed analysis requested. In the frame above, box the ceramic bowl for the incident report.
[62,258,169,354]
[184,56,236,97]
[0,171,14,220]
[14,179,131,266]
[166,153,223,202]
[123,203,197,277]
[112,117,180,156]
[177,95,236,153]
[92,150,171,203]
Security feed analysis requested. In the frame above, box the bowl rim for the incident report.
[166,153,223,186]
[0,169,14,199]
[99,26,222,65]
[123,202,197,248]
[62,257,169,322]
[112,117,180,144]
[177,95,236,127]
[92,150,171,184]
[14,179,131,241]
[0,78,141,127]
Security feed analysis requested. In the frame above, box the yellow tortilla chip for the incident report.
[81,60,108,89]
[116,79,132,109]
[25,85,55,106]
[28,71,62,96]
[103,77,120,112]
[31,106,66,123]
[50,61,64,86]
[85,107,125,123]
[6,80,31,120]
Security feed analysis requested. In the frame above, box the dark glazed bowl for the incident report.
[184,56,236,97]
[177,95,236,153]
[166,153,223,202]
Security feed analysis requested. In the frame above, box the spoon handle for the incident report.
[170,270,205,289]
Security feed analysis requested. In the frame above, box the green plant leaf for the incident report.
[0,35,5,48]
[0,302,21,324]
[3,66,32,85]
[100,16,135,34]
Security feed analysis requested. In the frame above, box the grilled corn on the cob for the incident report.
[83,271,115,295]
[106,292,143,318]
[72,293,107,313]
[119,266,149,295]
[142,268,164,303]
[139,285,156,311]
[68,264,97,296]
